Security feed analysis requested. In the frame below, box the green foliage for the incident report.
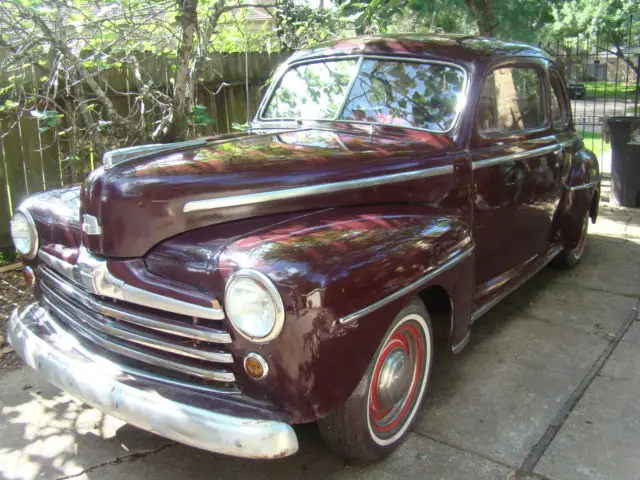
[188,104,217,126]
[542,0,640,46]
[0,247,18,266]
[275,0,348,49]
[335,0,555,42]
[30,110,63,132]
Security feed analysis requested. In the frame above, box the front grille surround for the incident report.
[37,263,239,393]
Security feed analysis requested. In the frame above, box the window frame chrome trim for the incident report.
[472,143,561,170]
[183,164,454,213]
[339,241,474,325]
[475,63,551,140]
[38,248,225,321]
[255,53,470,135]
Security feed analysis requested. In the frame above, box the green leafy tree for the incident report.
[335,0,554,41]
[274,0,346,49]
[542,0,640,75]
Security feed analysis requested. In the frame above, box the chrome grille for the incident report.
[38,264,238,391]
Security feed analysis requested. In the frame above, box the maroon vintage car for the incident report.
[8,34,599,462]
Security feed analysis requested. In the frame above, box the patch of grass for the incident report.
[0,247,18,266]
[578,129,611,157]
[583,81,638,100]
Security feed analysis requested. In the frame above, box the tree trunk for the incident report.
[164,0,199,142]
[463,0,498,37]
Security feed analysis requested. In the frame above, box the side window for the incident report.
[549,71,569,128]
[477,66,547,137]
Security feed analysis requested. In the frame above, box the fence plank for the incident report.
[1,118,29,211]
[18,117,46,195]
[39,126,63,190]
[0,142,11,247]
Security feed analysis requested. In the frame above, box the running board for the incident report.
[471,245,564,323]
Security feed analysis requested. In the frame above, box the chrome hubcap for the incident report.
[376,350,412,410]
[368,314,431,446]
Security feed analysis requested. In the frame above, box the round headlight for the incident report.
[10,210,38,259]
[224,270,285,342]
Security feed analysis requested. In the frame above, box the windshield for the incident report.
[261,57,467,133]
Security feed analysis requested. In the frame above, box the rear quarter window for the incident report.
[477,66,547,137]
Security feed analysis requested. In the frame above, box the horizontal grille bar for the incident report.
[41,281,234,365]
[40,265,231,344]
[42,293,236,383]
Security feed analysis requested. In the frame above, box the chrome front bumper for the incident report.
[8,304,299,459]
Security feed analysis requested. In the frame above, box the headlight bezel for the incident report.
[224,269,285,343]
[10,209,38,259]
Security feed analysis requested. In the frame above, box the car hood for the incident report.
[76,125,456,257]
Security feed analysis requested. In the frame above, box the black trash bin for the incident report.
[607,116,640,207]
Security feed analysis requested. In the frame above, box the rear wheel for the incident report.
[554,213,589,269]
[318,299,433,462]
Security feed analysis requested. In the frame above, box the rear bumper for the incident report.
[8,303,299,459]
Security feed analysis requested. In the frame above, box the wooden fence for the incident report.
[0,52,287,247]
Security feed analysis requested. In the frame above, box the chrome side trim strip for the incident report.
[184,164,454,213]
[41,284,234,364]
[559,138,575,148]
[339,242,474,324]
[471,244,563,322]
[568,177,601,191]
[40,265,231,344]
[38,249,225,321]
[472,144,561,170]
[451,330,470,355]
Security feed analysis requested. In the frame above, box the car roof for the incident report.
[292,34,553,66]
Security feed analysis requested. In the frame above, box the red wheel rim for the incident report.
[367,316,429,444]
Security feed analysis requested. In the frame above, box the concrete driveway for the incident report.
[1,201,639,480]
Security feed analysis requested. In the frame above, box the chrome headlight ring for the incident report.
[10,209,39,259]
[224,269,285,343]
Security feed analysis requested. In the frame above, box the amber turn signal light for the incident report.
[244,353,269,380]
[22,266,35,287]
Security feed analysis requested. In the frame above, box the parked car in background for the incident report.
[9,34,600,463]
[568,79,587,99]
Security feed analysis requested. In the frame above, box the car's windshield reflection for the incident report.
[262,57,467,133]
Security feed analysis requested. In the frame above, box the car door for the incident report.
[471,60,562,289]
[545,66,575,241]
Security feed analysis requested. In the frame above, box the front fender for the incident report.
[217,205,474,422]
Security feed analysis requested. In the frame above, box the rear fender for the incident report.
[217,205,474,422]
[561,143,600,248]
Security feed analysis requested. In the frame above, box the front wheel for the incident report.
[318,299,434,463]
[554,213,589,269]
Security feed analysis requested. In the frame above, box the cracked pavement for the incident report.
[1,199,640,480]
